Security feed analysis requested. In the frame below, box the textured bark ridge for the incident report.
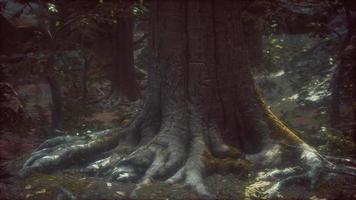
[19,0,356,199]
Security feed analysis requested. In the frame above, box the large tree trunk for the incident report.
[137,0,269,153]
[19,0,356,198]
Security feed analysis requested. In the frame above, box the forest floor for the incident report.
[1,70,355,200]
[1,111,355,199]
[1,158,355,200]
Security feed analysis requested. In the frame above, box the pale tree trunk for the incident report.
[19,0,356,198]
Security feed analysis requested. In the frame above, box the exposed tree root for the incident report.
[246,97,356,198]
[102,126,244,199]
[18,115,248,199]
[324,155,356,166]
[19,128,127,177]
[19,113,356,199]
[254,143,356,199]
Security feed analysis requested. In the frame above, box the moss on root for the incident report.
[203,150,251,176]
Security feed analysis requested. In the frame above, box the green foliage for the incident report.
[262,33,318,73]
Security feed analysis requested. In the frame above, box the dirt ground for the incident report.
[1,158,355,200]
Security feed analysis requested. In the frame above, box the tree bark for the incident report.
[146,0,269,153]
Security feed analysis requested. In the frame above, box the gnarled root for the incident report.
[18,128,126,177]
[256,143,356,199]
[109,129,187,184]
[18,117,244,199]
[165,131,212,198]
[103,127,218,199]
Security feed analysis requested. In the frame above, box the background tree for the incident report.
[0,0,145,130]
[109,1,140,101]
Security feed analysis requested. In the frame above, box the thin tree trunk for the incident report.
[330,64,343,126]
[330,4,356,127]
[47,38,62,130]
[47,75,62,130]
[82,56,90,104]
[110,15,140,101]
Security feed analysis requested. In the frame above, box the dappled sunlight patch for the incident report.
[302,75,332,102]
[269,70,285,78]
[244,178,272,200]
[244,168,308,200]
[305,89,330,102]
[288,93,299,101]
